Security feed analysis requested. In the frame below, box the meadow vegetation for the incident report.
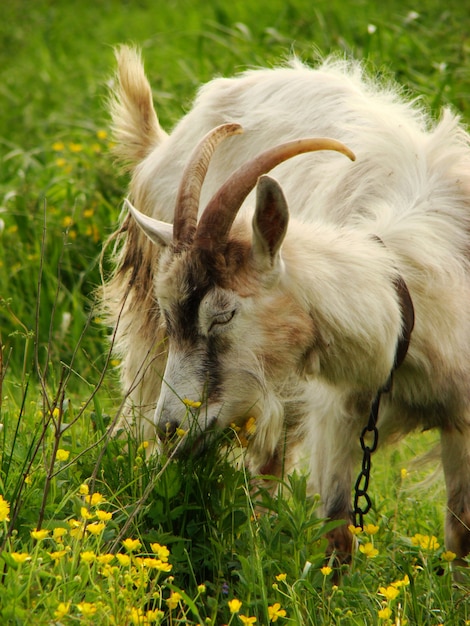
[1,0,470,623]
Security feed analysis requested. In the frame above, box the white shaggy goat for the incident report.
[104,46,470,565]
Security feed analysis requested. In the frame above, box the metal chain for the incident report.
[353,376,391,528]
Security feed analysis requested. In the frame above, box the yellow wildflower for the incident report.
[96,554,115,565]
[52,141,65,151]
[275,573,287,582]
[31,528,50,540]
[116,553,131,566]
[176,428,187,437]
[84,492,105,506]
[363,523,379,535]
[228,599,242,614]
[197,584,206,593]
[150,542,170,561]
[54,602,70,619]
[11,552,31,564]
[348,524,363,536]
[411,533,440,550]
[400,468,408,480]
[239,616,257,625]
[321,566,332,576]
[96,510,113,522]
[80,550,96,564]
[0,495,10,522]
[379,585,400,601]
[83,208,94,219]
[391,574,410,588]
[244,416,257,436]
[79,483,89,495]
[80,506,93,520]
[442,550,457,562]
[69,142,82,152]
[96,130,108,140]
[87,522,105,536]
[359,542,379,558]
[183,398,202,409]
[53,527,67,541]
[268,603,287,622]
[76,602,97,616]
[49,550,68,563]
[56,449,70,461]
[378,607,392,620]
[166,591,182,610]
[122,538,141,552]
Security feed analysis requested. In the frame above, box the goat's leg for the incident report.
[440,425,470,569]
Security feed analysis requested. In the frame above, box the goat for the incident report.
[103,45,470,567]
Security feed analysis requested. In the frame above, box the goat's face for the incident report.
[126,124,355,456]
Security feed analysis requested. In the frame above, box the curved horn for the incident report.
[194,137,355,250]
[173,123,243,245]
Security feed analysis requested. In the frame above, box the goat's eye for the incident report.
[209,309,236,332]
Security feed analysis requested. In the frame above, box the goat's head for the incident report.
[126,123,355,461]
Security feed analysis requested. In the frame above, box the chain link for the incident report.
[353,378,390,529]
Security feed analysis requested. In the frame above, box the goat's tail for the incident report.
[109,45,167,169]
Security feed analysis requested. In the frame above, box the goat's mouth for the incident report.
[159,416,219,458]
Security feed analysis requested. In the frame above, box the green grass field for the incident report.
[1,0,470,623]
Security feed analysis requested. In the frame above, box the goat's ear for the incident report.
[125,198,173,246]
[252,175,289,269]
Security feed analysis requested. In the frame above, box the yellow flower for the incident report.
[97,554,115,565]
[239,616,257,625]
[53,527,67,541]
[146,609,163,622]
[268,603,287,622]
[122,538,141,552]
[379,585,400,601]
[79,483,90,495]
[321,566,332,576]
[176,428,187,437]
[87,522,106,536]
[400,468,408,480]
[244,416,257,436]
[197,584,206,593]
[275,573,287,582]
[11,552,31,564]
[0,495,11,522]
[84,492,105,506]
[96,510,113,522]
[348,524,363,536]
[49,550,68,563]
[363,523,379,535]
[52,141,65,151]
[411,533,440,550]
[83,208,94,219]
[80,506,93,520]
[96,130,108,140]
[76,602,97,616]
[54,602,70,619]
[359,542,379,558]
[442,550,457,562]
[69,142,82,152]
[166,591,182,610]
[150,542,170,561]
[378,607,392,620]
[80,550,96,564]
[31,528,50,540]
[56,449,70,462]
[391,574,410,588]
[228,599,242,613]
[183,398,202,409]
[116,553,131,566]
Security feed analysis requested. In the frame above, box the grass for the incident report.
[1,0,470,623]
